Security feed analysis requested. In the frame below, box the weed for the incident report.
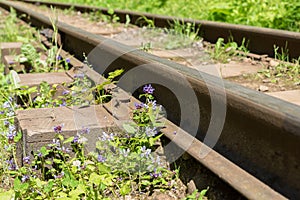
[258,45,300,84]
[209,37,249,63]
[136,16,155,28]
[140,42,152,52]
[168,19,200,41]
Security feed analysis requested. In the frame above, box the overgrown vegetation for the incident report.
[258,45,300,85]
[0,7,208,199]
[49,0,300,32]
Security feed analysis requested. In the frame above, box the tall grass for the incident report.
[46,0,300,32]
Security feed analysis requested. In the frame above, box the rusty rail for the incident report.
[1,1,299,199]
[21,0,300,59]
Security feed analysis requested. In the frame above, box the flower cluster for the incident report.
[143,84,155,94]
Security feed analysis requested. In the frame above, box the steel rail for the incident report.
[20,0,300,59]
[1,1,299,199]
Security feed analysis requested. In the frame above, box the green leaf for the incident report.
[70,178,79,188]
[40,146,48,156]
[63,136,74,144]
[69,184,85,197]
[122,123,136,134]
[120,183,131,196]
[45,160,52,165]
[90,172,101,185]
[56,134,64,141]
[14,132,22,142]
[13,178,22,191]
[44,180,54,193]
[97,164,110,174]
[0,189,14,200]
[141,180,151,186]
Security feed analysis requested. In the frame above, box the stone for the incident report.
[269,59,280,67]
[15,105,117,165]
[258,85,269,92]
[0,42,22,63]
[187,180,197,194]
[18,71,73,87]
[3,55,23,74]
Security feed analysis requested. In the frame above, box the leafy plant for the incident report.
[0,84,182,199]
[209,37,248,63]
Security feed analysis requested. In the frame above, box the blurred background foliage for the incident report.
[46,0,300,32]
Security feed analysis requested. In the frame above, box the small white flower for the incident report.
[73,160,81,168]
[78,136,88,144]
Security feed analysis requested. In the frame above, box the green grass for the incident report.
[45,0,300,32]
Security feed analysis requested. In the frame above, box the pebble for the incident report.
[269,60,280,67]
[152,193,176,200]
[258,85,269,92]
[187,180,197,194]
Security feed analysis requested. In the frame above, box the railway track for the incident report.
[0,1,300,199]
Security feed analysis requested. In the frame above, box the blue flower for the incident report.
[53,124,63,133]
[21,175,30,183]
[80,126,90,134]
[120,148,130,157]
[54,171,64,179]
[140,146,151,158]
[62,90,70,95]
[3,101,10,109]
[56,55,62,60]
[134,102,144,109]
[66,58,71,63]
[74,73,85,78]
[23,156,31,165]
[6,159,16,171]
[143,84,155,94]
[73,135,79,143]
[59,100,66,107]
[7,132,15,141]
[145,127,157,137]
[97,154,106,162]
[3,120,9,127]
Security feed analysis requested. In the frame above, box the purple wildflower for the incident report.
[7,159,16,171]
[62,90,70,95]
[56,55,62,60]
[74,73,85,78]
[4,120,9,127]
[100,132,114,141]
[0,111,4,114]
[54,171,64,179]
[59,100,66,107]
[7,132,15,142]
[66,58,70,63]
[150,100,157,109]
[3,101,10,109]
[150,168,162,178]
[140,146,151,158]
[145,127,157,137]
[120,148,130,157]
[23,156,30,165]
[80,126,90,134]
[143,84,155,94]
[53,124,63,133]
[52,139,60,147]
[21,175,30,183]
[73,135,79,143]
[134,102,145,109]
[97,154,106,162]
